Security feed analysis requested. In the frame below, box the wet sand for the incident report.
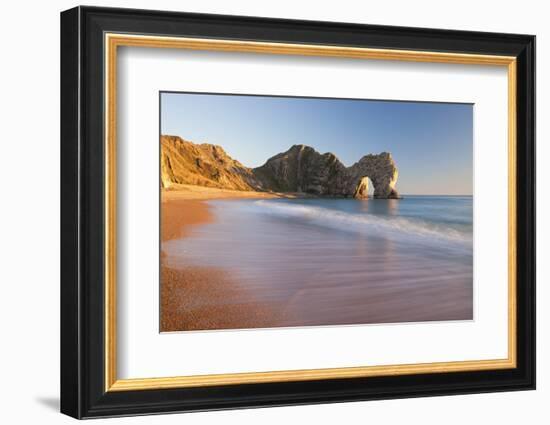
[160,187,287,332]
[161,199,213,241]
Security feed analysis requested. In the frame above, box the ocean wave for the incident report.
[249,200,472,248]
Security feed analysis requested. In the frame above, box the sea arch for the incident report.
[347,152,400,199]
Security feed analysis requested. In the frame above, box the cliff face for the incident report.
[253,145,347,195]
[161,136,399,198]
[254,144,399,199]
[160,136,261,191]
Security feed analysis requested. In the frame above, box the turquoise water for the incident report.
[164,196,473,328]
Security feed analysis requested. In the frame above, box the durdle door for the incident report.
[161,136,400,198]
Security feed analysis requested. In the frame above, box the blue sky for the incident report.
[161,92,473,195]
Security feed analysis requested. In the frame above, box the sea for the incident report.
[163,196,473,327]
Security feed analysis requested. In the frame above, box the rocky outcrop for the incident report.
[254,145,399,199]
[253,145,347,195]
[161,136,399,198]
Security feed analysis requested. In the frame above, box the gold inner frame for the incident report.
[104,33,517,392]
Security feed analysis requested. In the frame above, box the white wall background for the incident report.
[0,0,545,423]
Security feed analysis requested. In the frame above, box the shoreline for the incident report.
[160,183,290,242]
[160,184,287,245]
[161,188,287,331]
[162,184,473,201]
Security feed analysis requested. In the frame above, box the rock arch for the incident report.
[346,153,400,199]
[249,144,400,199]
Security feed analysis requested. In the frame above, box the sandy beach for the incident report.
[162,183,295,201]
[160,185,287,332]
[160,186,473,332]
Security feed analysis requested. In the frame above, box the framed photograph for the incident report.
[60,6,535,419]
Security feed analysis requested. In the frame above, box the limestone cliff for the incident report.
[254,145,399,199]
[253,145,347,195]
[161,136,399,198]
[160,135,261,191]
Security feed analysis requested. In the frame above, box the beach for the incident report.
[160,186,473,332]
[160,186,288,332]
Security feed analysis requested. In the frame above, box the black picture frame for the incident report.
[61,5,535,419]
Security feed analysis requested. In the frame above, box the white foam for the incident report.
[249,200,472,250]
